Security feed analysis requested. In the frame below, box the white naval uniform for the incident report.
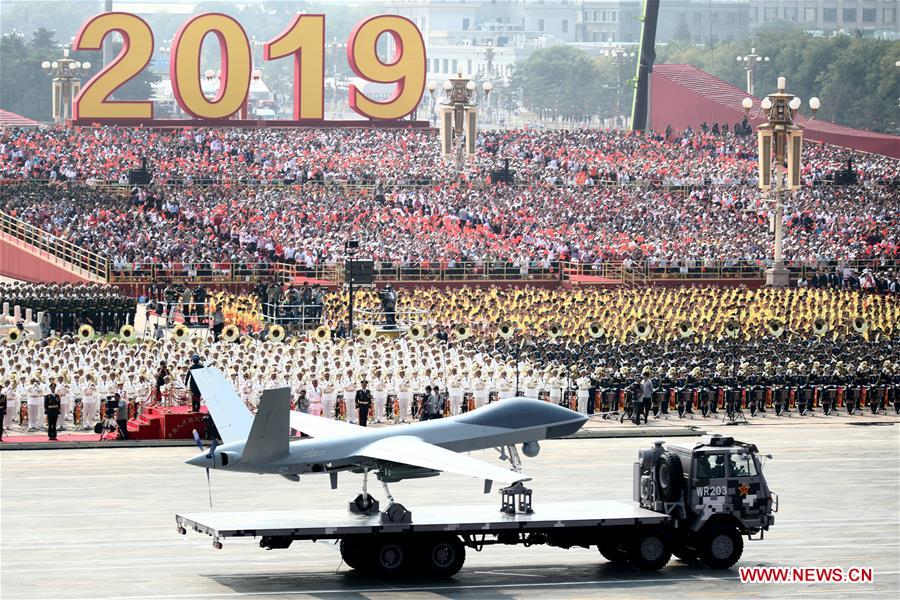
[27,384,43,430]
[576,376,591,415]
[372,379,386,422]
[82,383,99,426]
[448,381,462,416]
[56,383,70,430]
[549,378,562,405]
[322,382,336,420]
[474,380,488,409]
[341,378,356,423]
[3,384,14,429]
[398,380,412,422]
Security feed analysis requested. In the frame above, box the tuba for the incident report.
[813,318,829,337]
[311,325,330,343]
[222,324,240,343]
[452,324,470,341]
[359,323,377,342]
[632,320,651,340]
[77,324,95,342]
[724,318,740,339]
[767,318,785,338]
[547,322,562,340]
[269,324,286,343]
[172,323,189,341]
[852,316,869,334]
[408,323,427,340]
[676,320,693,339]
[119,324,136,342]
[498,321,515,340]
[6,328,22,344]
[588,321,605,339]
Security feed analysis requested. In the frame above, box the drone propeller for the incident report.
[192,429,217,507]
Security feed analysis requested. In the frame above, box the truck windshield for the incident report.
[729,453,758,477]
[696,454,726,479]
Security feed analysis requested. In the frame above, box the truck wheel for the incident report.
[597,541,629,565]
[655,452,683,502]
[340,539,365,570]
[367,538,410,578]
[699,524,744,569]
[627,529,671,572]
[421,536,466,577]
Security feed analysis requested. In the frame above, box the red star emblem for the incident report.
[738,483,750,496]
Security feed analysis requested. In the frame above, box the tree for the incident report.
[510,46,608,121]
[672,14,691,44]
[658,23,900,133]
[0,27,159,122]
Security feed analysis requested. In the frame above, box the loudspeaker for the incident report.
[346,260,374,284]
[128,169,151,186]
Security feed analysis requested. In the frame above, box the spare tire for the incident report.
[655,452,683,502]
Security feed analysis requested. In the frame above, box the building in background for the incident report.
[749,0,898,39]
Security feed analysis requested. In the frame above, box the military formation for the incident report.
[484,337,900,423]
[1,282,133,335]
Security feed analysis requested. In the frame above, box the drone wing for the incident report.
[354,435,529,486]
[289,410,366,438]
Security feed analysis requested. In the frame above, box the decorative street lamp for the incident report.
[603,46,636,129]
[736,47,769,96]
[432,73,492,181]
[42,47,91,124]
[743,77,820,288]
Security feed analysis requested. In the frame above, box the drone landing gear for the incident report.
[497,444,523,472]
[379,479,412,524]
[349,469,380,515]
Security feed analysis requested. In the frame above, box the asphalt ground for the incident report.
[1,420,898,599]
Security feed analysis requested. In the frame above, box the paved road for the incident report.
[2,421,898,599]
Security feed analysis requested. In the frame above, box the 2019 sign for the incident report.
[72,12,427,126]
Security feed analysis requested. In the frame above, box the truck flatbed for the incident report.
[176,500,670,542]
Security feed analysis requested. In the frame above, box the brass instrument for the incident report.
[452,324,470,341]
[724,318,740,339]
[359,323,377,342]
[676,320,693,339]
[222,324,240,343]
[547,322,562,340]
[172,323,189,341]
[77,324,95,341]
[498,321,515,340]
[408,323,427,340]
[852,316,869,334]
[632,320,651,340]
[6,328,22,344]
[766,318,785,338]
[119,324,136,341]
[588,321,605,339]
[813,318,829,337]
[269,324,286,343]
[311,325,330,343]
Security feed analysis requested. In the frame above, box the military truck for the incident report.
[176,434,775,577]
[632,434,777,569]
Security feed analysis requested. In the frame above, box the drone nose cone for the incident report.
[186,453,208,467]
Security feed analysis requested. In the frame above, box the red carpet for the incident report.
[1,406,208,443]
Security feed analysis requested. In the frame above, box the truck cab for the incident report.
[636,434,777,568]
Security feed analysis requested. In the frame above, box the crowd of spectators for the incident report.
[2,126,898,186]
[0,125,896,273]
